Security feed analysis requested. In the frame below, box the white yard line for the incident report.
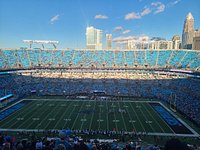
[0,99,24,113]
[71,101,85,130]
[137,103,155,132]
[1,101,37,128]
[146,102,175,134]
[22,98,158,103]
[34,102,60,129]
[25,101,51,129]
[159,102,199,136]
[117,101,127,131]
[43,102,64,130]
[62,101,79,129]
[141,103,165,133]
[53,101,73,129]
[129,102,146,132]
[17,103,48,129]
[89,100,96,130]
[122,101,136,132]
[98,100,102,130]
[0,128,198,137]
[80,101,91,130]
[112,102,118,131]
[106,100,109,131]
[1,98,198,137]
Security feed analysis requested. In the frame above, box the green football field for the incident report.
[0,97,198,136]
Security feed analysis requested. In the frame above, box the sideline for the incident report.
[159,102,199,137]
[1,98,199,137]
[0,128,199,137]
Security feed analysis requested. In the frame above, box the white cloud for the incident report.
[122,30,131,34]
[50,14,60,24]
[95,14,108,19]
[124,2,165,21]
[141,8,151,16]
[113,36,136,44]
[156,4,165,13]
[173,0,181,5]
[167,0,181,7]
[113,35,150,44]
[151,2,165,14]
[114,26,123,32]
[125,12,141,20]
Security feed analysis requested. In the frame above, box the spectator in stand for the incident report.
[164,138,189,150]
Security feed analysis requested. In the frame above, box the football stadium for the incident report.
[0,48,200,149]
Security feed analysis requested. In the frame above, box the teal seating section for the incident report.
[146,50,157,66]
[104,51,114,67]
[115,51,124,67]
[17,50,30,68]
[181,51,199,68]
[125,51,135,66]
[93,50,104,67]
[52,50,62,66]
[41,50,52,66]
[82,50,93,67]
[62,50,74,67]
[169,50,186,67]
[157,50,172,67]
[28,50,40,66]
[0,49,199,70]
[135,51,146,65]
[73,51,84,66]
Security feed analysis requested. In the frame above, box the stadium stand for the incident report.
[0,70,200,126]
[0,49,199,70]
[0,48,200,149]
[0,129,200,150]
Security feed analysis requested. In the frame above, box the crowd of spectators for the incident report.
[0,71,200,126]
[1,130,200,150]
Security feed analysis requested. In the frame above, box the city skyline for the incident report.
[0,0,200,49]
[86,26,102,49]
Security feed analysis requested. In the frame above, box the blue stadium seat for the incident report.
[52,50,62,66]
[28,49,40,67]
[0,50,7,69]
[125,51,135,67]
[169,50,186,67]
[104,50,114,67]
[115,51,125,67]
[17,49,30,68]
[0,49,199,70]
[41,50,52,66]
[82,50,93,67]
[3,50,18,68]
[135,50,146,66]
[93,50,104,68]
[181,51,199,68]
[73,50,84,67]
[62,50,74,67]
[189,55,200,68]
[146,50,157,67]
[157,50,172,67]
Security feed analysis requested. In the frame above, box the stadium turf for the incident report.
[0,98,195,136]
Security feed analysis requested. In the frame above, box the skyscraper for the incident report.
[182,12,194,49]
[106,34,112,49]
[193,29,200,50]
[172,35,181,49]
[86,26,102,50]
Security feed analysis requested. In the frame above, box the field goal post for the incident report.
[169,92,177,112]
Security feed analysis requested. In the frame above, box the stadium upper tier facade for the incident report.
[0,49,199,70]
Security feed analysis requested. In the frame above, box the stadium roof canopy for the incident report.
[23,40,59,49]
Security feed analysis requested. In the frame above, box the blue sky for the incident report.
[0,0,200,49]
